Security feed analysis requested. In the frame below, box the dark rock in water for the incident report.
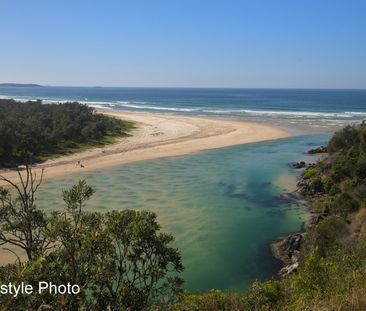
[292,161,306,169]
[278,192,300,203]
[271,233,305,277]
[271,211,328,277]
[308,146,327,154]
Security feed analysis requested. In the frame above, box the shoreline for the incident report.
[0,110,291,185]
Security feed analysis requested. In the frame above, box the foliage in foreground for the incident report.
[0,99,133,167]
[0,168,183,311]
[168,242,366,311]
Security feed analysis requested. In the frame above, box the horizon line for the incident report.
[1,83,366,91]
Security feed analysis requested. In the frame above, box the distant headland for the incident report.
[0,83,43,87]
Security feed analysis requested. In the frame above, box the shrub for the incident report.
[303,168,318,179]
[334,193,359,214]
[309,178,324,193]
[328,125,360,153]
[243,280,283,311]
[302,216,347,257]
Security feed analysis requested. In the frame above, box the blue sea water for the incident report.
[1,86,366,130]
[1,87,365,291]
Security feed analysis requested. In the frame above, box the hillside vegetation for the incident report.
[0,99,133,167]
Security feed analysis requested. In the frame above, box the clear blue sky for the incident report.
[1,0,366,88]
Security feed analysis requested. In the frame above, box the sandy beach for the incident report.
[0,110,290,185]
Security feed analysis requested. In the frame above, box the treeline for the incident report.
[0,99,132,167]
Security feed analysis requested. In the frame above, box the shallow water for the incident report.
[35,134,330,292]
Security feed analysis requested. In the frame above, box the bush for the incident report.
[302,216,347,257]
[303,168,318,179]
[243,280,283,311]
[328,125,361,153]
[334,193,359,214]
[309,178,324,193]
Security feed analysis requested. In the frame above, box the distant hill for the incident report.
[0,83,43,87]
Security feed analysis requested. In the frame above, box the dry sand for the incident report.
[0,110,290,185]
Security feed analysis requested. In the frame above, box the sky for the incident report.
[1,0,366,89]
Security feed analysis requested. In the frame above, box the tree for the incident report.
[103,209,184,309]
[0,165,51,261]
[0,171,183,310]
[0,99,131,167]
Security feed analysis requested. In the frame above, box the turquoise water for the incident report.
[36,134,329,292]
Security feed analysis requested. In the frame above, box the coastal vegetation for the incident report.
[0,99,133,167]
[0,167,183,310]
[1,121,366,310]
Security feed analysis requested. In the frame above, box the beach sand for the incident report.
[0,110,290,185]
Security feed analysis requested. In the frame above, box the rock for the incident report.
[278,192,300,203]
[271,233,305,277]
[308,146,327,154]
[279,262,299,277]
[292,161,306,169]
[296,179,311,195]
[271,233,304,264]
[306,212,327,229]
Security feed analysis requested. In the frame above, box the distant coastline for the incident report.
[0,83,43,87]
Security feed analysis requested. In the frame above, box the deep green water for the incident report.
[36,134,330,292]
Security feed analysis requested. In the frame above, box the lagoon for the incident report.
[36,134,329,292]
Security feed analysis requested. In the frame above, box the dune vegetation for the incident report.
[0,99,133,167]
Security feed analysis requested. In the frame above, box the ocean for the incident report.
[1,86,366,131]
[1,87,365,291]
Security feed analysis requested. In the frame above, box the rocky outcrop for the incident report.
[271,233,304,277]
[306,211,327,230]
[273,153,327,277]
[308,146,327,154]
[271,210,328,278]
[292,161,306,169]
[292,161,316,169]
[296,179,311,195]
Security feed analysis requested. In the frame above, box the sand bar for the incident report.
[0,110,290,185]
